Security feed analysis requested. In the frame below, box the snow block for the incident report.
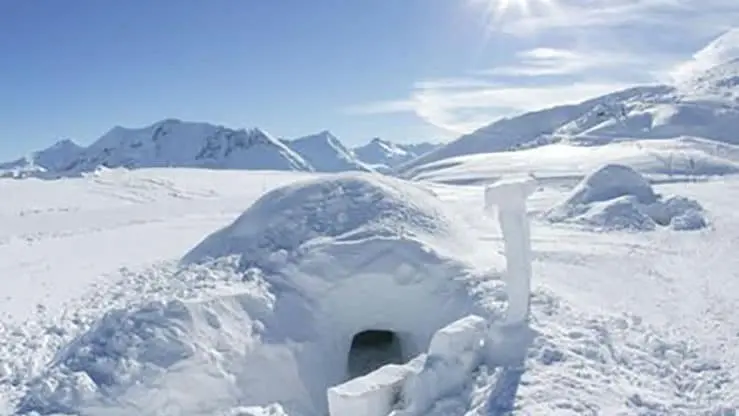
[428,315,488,359]
[327,364,412,416]
[397,315,488,416]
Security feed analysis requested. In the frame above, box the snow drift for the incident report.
[545,164,708,231]
[19,173,507,415]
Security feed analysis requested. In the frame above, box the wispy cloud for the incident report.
[474,47,643,77]
[345,0,739,137]
[346,80,630,134]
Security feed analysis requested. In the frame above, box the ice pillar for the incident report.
[485,177,537,326]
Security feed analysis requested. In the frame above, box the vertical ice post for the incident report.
[485,177,538,326]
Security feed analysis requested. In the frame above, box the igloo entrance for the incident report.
[347,330,404,380]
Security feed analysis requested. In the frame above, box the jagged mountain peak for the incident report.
[288,131,372,173]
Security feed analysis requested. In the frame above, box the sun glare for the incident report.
[471,0,556,22]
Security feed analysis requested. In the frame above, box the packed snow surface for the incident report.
[2,163,739,415]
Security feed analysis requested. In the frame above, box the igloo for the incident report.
[19,173,537,416]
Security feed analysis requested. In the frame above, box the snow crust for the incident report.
[546,164,708,231]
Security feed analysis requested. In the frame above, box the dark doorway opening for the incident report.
[347,330,404,380]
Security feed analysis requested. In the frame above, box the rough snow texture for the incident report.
[546,164,708,231]
[485,177,537,325]
[287,131,373,173]
[18,173,503,415]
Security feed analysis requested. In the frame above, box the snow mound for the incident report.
[183,172,469,267]
[546,164,708,231]
[287,131,373,173]
[20,173,505,415]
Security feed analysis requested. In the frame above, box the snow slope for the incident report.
[400,29,739,173]
[1,120,313,178]
[2,165,739,415]
[405,136,739,185]
[286,131,373,172]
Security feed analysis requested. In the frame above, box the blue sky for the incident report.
[1,0,737,160]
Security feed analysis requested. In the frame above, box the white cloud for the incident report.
[345,0,739,137]
[346,79,630,135]
[410,82,630,134]
[475,47,643,77]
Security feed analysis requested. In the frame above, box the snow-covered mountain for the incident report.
[400,28,739,174]
[0,139,84,177]
[286,131,373,172]
[2,120,314,177]
[353,138,440,171]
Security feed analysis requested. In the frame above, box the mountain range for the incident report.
[0,122,440,179]
[4,29,739,181]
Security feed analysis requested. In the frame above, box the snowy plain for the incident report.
[0,158,737,414]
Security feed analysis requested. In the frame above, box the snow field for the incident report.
[2,166,739,415]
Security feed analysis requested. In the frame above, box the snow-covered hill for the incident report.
[286,131,373,172]
[400,28,739,174]
[405,136,739,184]
[353,138,440,172]
[2,120,314,177]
